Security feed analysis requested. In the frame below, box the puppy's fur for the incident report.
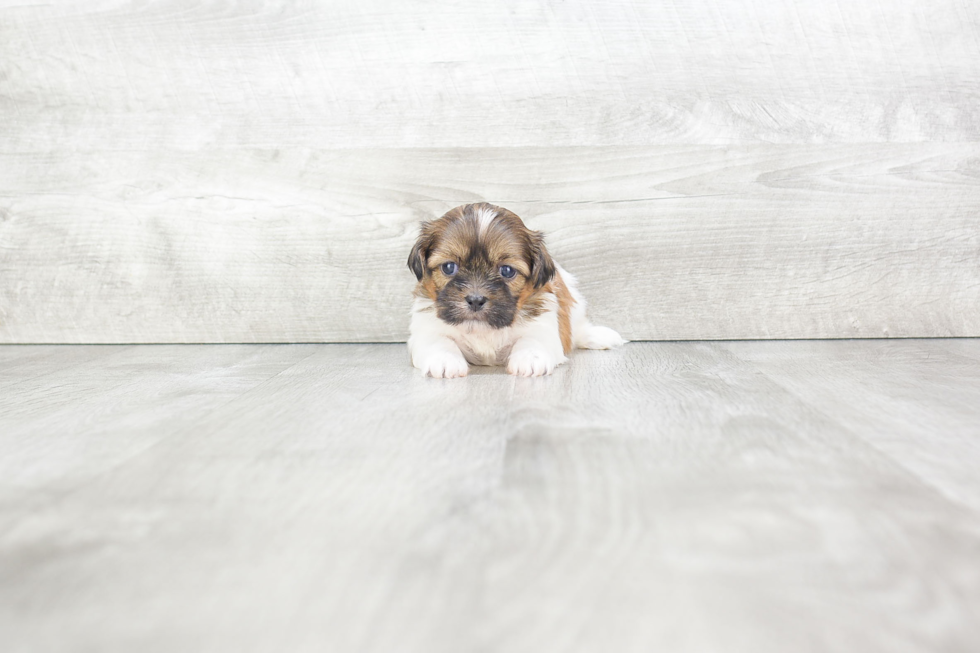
[407,203,625,377]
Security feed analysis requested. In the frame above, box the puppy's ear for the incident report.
[528,230,557,288]
[408,222,435,281]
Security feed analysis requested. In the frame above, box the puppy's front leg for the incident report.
[506,309,568,377]
[409,301,469,378]
[411,336,469,378]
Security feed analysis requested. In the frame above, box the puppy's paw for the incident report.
[507,347,558,377]
[577,324,627,350]
[418,350,469,378]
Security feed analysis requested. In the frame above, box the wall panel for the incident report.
[1,1,978,342]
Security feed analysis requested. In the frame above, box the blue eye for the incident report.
[441,261,458,275]
[499,265,516,279]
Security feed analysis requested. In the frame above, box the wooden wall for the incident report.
[1,1,978,343]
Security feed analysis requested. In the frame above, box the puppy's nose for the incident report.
[466,294,488,311]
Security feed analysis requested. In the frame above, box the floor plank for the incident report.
[1,341,979,653]
[0,346,135,390]
[0,345,317,503]
[724,339,980,512]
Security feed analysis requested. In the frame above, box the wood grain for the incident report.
[1,0,978,150]
[2,145,978,342]
[724,339,980,511]
[0,345,317,499]
[2,341,979,652]
[2,1,979,342]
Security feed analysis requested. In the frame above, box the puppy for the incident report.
[407,203,625,378]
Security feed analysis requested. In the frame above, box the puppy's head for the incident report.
[408,203,556,328]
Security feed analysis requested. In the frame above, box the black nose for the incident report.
[466,294,488,311]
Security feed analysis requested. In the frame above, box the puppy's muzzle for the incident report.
[465,294,488,311]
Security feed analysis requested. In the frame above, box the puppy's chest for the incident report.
[451,327,516,366]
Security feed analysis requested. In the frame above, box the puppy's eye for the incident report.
[441,261,458,276]
[499,265,516,279]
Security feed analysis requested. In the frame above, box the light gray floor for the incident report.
[1,341,979,653]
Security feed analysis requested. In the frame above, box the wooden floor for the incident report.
[2,341,979,653]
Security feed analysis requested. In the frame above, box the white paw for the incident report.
[507,347,558,377]
[418,351,469,378]
[577,325,627,350]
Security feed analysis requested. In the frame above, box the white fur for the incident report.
[475,204,498,235]
[409,265,625,378]
[558,265,628,350]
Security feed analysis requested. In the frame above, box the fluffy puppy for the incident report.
[407,203,625,378]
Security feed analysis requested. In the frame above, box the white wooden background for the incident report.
[1,0,978,342]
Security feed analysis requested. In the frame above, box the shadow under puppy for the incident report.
[407,203,625,378]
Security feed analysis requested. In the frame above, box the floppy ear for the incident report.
[407,222,435,281]
[528,230,557,288]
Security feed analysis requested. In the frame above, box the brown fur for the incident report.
[551,272,576,354]
[408,203,558,330]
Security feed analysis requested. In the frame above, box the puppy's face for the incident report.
[408,203,556,329]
